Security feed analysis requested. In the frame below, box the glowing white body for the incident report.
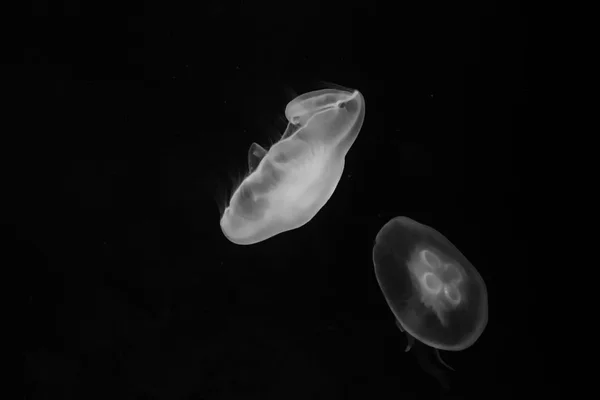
[221,89,365,245]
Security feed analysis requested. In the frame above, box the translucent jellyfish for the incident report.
[372,217,488,387]
[220,87,365,245]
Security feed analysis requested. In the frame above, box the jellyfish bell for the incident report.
[373,216,488,391]
[373,216,488,352]
[220,87,365,245]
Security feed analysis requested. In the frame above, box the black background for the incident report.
[18,0,539,398]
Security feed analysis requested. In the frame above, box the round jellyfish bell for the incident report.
[220,87,365,245]
[372,216,488,353]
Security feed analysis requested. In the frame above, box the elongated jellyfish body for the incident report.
[373,216,488,351]
[220,88,365,245]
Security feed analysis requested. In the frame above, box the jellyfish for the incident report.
[372,216,488,389]
[220,87,365,245]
